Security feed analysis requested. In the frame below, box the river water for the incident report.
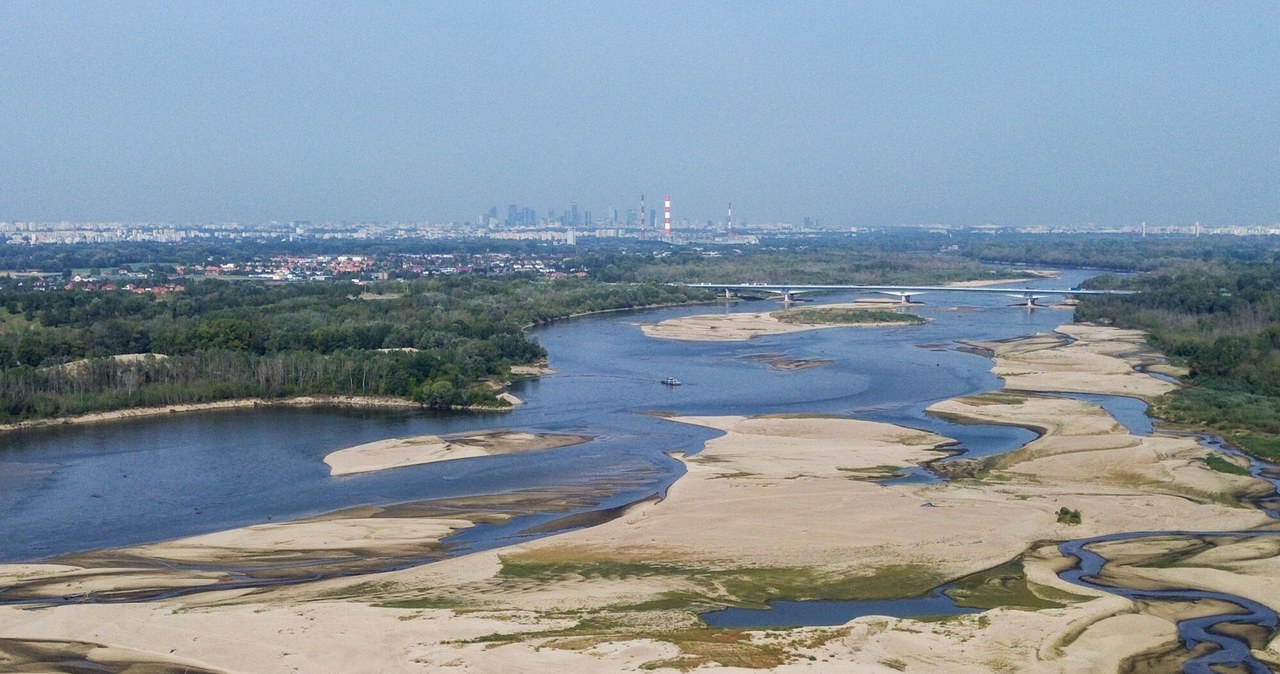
[5,269,1279,670]
[0,271,1091,563]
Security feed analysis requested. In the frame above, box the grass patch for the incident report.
[453,613,831,671]
[957,391,1029,406]
[1152,388,1280,462]
[635,629,789,670]
[1204,454,1252,476]
[838,465,908,480]
[774,308,925,326]
[1227,432,1280,462]
[945,559,1086,611]
[709,471,759,480]
[497,556,944,608]
[1056,507,1082,525]
[435,557,952,668]
[379,595,470,610]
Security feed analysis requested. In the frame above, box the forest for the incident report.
[0,276,705,422]
[1077,260,1280,459]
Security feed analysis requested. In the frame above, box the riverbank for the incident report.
[1,323,1276,672]
[0,384,539,434]
[0,395,424,433]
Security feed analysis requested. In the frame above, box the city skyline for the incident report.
[2,2,1278,227]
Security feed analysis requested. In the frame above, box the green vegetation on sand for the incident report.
[774,307,924,326]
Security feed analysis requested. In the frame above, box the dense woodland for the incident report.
[571,244,1029,285]
[0,276,704,421]
[1078,260,1280,459]
[962,235,1280,272]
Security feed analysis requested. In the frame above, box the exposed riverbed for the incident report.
[0,272,1096,564]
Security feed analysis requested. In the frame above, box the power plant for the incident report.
[664,194,672,239]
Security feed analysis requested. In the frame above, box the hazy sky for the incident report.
[2,2,1277,227]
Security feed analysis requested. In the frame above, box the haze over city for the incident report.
[2,1,1277,227]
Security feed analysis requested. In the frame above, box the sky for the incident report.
[1,1,1277,227]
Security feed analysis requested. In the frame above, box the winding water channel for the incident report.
[1,269,1277,671]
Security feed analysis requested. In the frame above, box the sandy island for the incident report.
[325,430,593,476]
[3,322,1279,673]
[642,302,923,342]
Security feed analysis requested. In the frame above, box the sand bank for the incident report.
[2,324,1276,672]
[641,303,920,342]
[510,363,559,377]
[945,271,1058,288]
[973,323,1178,400]
[325,430,592,476]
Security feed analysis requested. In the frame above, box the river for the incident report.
[0,271,1090,563]
[4,268,1277,670]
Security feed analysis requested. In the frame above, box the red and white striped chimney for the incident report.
[664,194,671,238]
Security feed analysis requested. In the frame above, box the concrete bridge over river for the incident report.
[679,282,1137,307]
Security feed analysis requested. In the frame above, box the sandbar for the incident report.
[325,429,593,476]
[3,323,1278,673]
[642,302,921,342]
[973,324,1178,400]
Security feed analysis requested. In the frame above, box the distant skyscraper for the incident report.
[639,195,647,237]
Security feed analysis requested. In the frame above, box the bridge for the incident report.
[679,283,1136,308]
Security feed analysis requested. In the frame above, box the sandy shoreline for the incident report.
[2,322,1278,673]
[0,359,562,434]
[0,373,554,434]
[0,395,424,433]
[944,271,1059,287]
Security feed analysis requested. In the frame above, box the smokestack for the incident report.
[664,194,671,239]
[727,202,733,238]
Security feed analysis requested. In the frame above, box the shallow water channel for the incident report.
[7,269,1276,669]
[707,387,1280,673]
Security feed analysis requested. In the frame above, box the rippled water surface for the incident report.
[0,270,1100,562]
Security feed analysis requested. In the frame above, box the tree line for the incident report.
[1077,262,1280,458]
[0,276,706,422]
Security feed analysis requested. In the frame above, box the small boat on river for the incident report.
[661,377,681,386]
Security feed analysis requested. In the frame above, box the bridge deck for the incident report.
[681,283,1134,297]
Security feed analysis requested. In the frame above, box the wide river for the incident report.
[0,270,1097,564]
